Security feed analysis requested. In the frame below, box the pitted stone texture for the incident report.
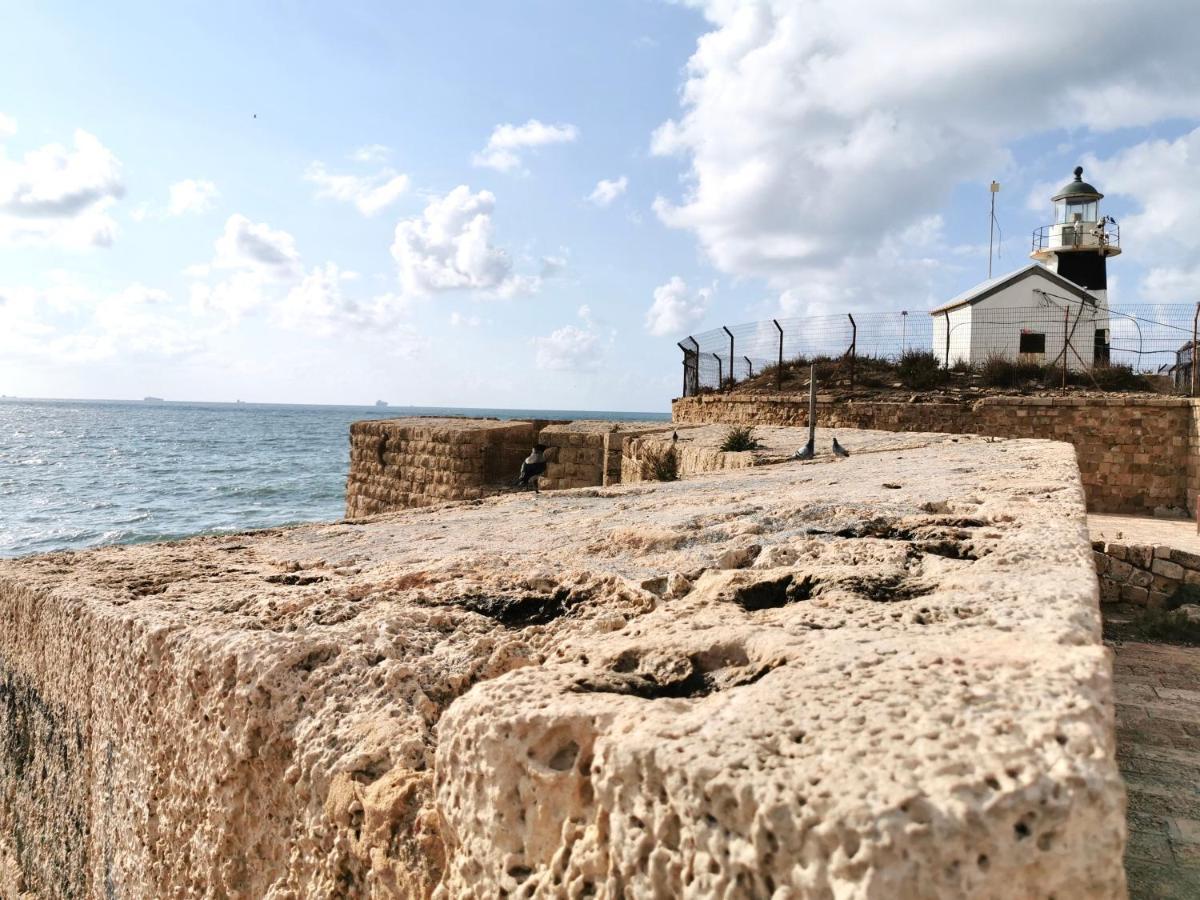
[0,431,1123,897]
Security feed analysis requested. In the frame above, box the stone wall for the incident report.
[673,393,1197,515]
[347,418,672,516]
[345,418,541,517]
[0,430,1127,897]
[1094,540,1200,608]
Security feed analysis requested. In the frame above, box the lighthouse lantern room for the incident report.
[1030,165,1120,303]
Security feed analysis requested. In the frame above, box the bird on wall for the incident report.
[832,437,850,458]
[515,444,548,493]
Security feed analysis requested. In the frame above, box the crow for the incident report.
[832,437,850,458]
[515,444,548,493]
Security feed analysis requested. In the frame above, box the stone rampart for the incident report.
[673,393,1197,515]
[0,429,1126,897]
[536,421,674,491]
[345,418,543,517]
[1094,540,1200,608]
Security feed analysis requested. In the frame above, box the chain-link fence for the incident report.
[678,300,1199,396]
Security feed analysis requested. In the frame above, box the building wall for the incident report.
[672,393,1195,514]
[931,305,971,367]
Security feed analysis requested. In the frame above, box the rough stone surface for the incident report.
[0,431,1124,898]
[673,394,1200,515]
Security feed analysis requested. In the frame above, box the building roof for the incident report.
[1052,166,1103,202]
[928,263,1097,315]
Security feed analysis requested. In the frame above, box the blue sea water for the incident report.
[0,399,669,558]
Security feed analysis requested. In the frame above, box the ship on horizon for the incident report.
[143,396,164,403]
[375,400,388,407]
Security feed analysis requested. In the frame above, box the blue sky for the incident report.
[3,1,1200,411]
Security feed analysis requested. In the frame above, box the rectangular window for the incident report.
[1019,331,1046,354]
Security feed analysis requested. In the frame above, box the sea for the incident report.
[0,398,670,559]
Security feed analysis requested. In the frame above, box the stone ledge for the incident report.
[0,430,1124,897]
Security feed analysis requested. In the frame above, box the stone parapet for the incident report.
[1094,539,1200,608]
[673,393,1197,515]
[0,430,1126,897]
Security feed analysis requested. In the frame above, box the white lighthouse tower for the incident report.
[1030,166,1120,361]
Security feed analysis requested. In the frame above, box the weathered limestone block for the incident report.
[1,431,1124,898]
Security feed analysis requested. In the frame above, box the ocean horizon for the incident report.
[0,397,669,558]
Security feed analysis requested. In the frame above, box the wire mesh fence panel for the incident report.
[679,303,1197,394]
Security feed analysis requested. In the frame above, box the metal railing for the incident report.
[679,301,1198,396]
[1031,222,1120,254]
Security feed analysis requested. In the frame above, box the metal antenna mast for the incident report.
[988,180,1001,278]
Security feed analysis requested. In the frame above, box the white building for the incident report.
[930,167,1121,370]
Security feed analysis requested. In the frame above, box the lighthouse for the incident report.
[1029,165,1120,361]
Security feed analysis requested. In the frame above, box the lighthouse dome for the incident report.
[1052,166,1103,201]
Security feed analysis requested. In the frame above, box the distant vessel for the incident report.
[235,399,246,404]
[375,400,388,407]
[143,396,164,403]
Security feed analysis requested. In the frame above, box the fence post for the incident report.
[1192,303,1198,398]
[713,353,723,388]
[1062,306,1069,391]
[846,313,857,388]
[744,356,753,379]
[944,311,951,367]
[773,319,783,391]
[723,326,734,387]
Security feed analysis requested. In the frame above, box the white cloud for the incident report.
[449,311,481,327]
[1089,126,1200,300]
[645,276,711,336]
[0,128,124,248]
[587,175,628,207]
[390,185,536,297]
[540,254,567,277]
[653,1,1200,306]
[0,113,15,140]
[473,119,579,173]
[350,144,392,164]
[304,162,409,216]
[534,324,601,371]
[212,213,302,280]
[168,179,219,216]
[278,262,412,336]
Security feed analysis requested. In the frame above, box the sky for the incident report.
[3,0,1200,411]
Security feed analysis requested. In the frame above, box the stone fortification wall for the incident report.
[674,393,1196,515]
[0,429,1126,897]
[1094,540,1200,608]
[345,418,542,517]
[347,418,672,516]
[537,421,675,490]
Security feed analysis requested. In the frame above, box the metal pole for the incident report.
[847,314,857,388]
[1062,306,1069,391]
[713,353,723,389]
[744,356,753,379]
[807,365,817,452]
[901,311,907,354]
[989,180,1000,279]
[723,326,734,386]
[944,311,951,367]
[1192,303,1198,398]
[773,319,783,391]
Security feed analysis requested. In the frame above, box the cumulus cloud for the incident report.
[304,161,409,216]
[350,144,392,164]
[278,262,412,336]
[534,324,601,371]
[587,175,628,207]
[653,0,1200,305]
[168,179,219,216]
[212,214,302,280]
[645,276,711,336]
[1090,126,1200,299]
[390,185,537,297]
[473,119,579,173]
[0,128,124,247]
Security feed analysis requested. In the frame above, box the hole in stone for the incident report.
[296,647,338,672]
[840,575,934,603]
[977,854,990,871]
[547,741,579,772]
[729,574,817,611]
[457,588,577,629]
[266,572,328,586]
[1037,832,1055,852]
[571,651,780,700]
[508,865,532,883]
[1014,818,1033,841]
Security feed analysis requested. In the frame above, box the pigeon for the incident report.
[515,444,548,493]
[793,440,814,460]
[832,437,850,458]
[672,430,679,443]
